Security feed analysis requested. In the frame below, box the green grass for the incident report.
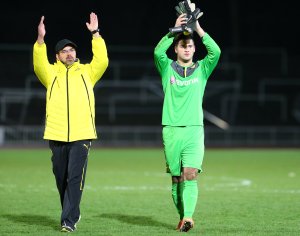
[0,148,299,235]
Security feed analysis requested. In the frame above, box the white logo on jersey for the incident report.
[170,76,176,84]
[175,78,199,86]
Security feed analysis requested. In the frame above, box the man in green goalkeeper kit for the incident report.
[154,12,221,232]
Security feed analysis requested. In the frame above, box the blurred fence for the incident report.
[0,43,299,147]
[0,125,299,147]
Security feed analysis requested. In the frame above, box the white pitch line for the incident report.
[0,175,299,194]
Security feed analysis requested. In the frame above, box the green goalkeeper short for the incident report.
[162,125,204,176]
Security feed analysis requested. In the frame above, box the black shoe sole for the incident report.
[180,221,193,232]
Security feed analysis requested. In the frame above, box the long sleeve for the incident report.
[199,33,221,79]
[88,36,109,86]
[33,42,54,88]
[154,33,174,76]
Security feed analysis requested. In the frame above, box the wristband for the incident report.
[91,29,100,34]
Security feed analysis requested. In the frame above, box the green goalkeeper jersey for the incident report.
[154,33,221,126]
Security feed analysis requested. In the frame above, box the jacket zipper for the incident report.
[66,69,70,141]
[81,75,97,137]
[49,77,57,100]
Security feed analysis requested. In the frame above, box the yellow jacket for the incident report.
[33,37,109,142]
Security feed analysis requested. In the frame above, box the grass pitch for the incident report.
[0,148,299,235]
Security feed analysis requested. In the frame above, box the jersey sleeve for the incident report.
[199,33,221,79]
[154,33,174,76]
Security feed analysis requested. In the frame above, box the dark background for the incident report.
[1,0,298,55]
[0,0,299,127]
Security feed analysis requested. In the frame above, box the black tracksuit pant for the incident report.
[49,139,91,229]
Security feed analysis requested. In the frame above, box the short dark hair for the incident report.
[173,33,194,46]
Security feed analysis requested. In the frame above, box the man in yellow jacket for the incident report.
[33,12,108,233]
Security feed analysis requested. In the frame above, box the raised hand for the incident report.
[169,13,192,35]
[171,0,204,34]
[175,14,188,28]
[86,12,99,32]
[37,16,46,44]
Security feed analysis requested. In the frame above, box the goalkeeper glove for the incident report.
[170,0,203,35]
[184,0,203,31]
[175,1,187,16]
[170,1,191,35]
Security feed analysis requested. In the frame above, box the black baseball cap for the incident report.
[55,39,77,53]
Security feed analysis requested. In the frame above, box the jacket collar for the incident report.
[55,59,80,69]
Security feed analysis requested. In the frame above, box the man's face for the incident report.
[56,46,77,66]
[175,39,195,63]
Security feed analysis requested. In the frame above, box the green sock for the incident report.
[182,180,198,218]
[172,182,184,219]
